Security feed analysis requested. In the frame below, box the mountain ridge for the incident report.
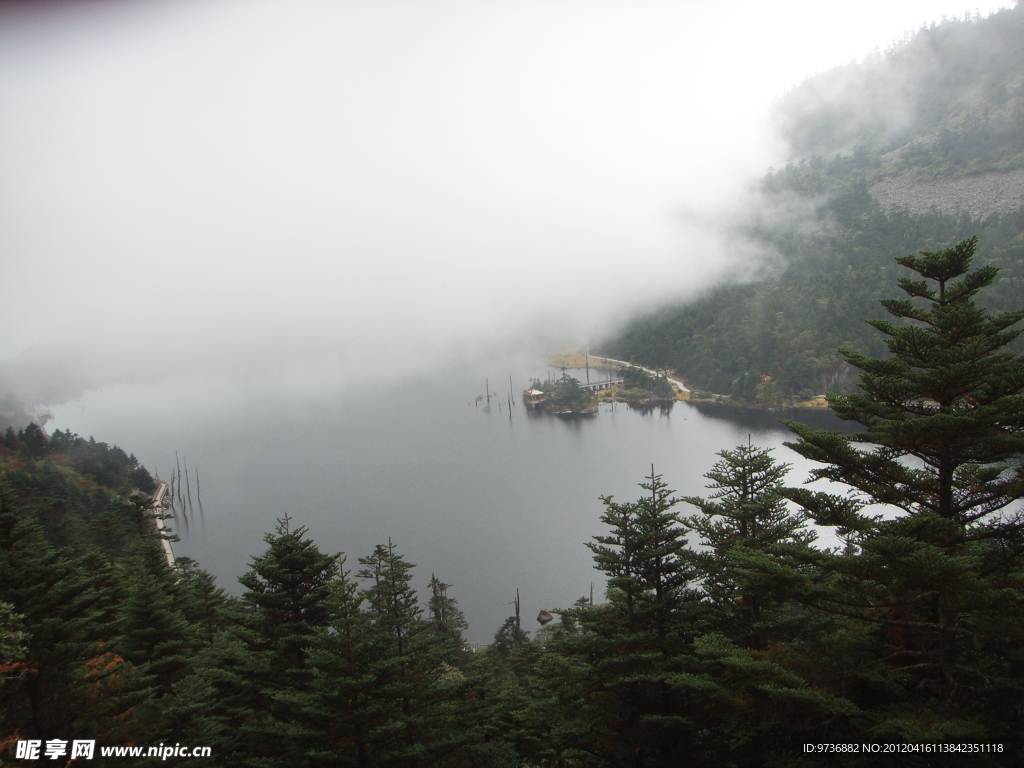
[601,5,1024,408]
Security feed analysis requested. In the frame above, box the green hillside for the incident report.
[603,5,1024,407]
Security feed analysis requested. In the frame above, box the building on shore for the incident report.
[523,388,546,409]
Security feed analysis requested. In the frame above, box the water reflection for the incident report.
[620,402,677,418]
[686,400,859,434]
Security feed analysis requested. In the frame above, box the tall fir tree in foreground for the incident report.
[783,237,1024,754]
[204,516,340,768]
[674,445,859,765]
[586,469,694,641]
[117,536,194,694]
[297,562,387,768]
[539,469,851,768]
[540,472,704,767]
[684,443,815,647]
[357,541,469,767]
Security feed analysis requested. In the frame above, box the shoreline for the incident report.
[543,350,833,412]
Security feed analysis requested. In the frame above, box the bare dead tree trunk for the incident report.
[184,456,193,514]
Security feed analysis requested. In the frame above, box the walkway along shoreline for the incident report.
[580,353,830,410]
[585,354,690,393]
[149,481,176,569]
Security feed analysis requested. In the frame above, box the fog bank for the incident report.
[1,0,1010,418]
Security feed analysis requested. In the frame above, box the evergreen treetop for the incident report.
[685,443,811,550]
[427,574,468,647]
[684,443,816,647]
[587,469,694,642]
[782,236,1024,746]
[785,236,1024,530]
[357,540,422,658]
[237,516,340,667]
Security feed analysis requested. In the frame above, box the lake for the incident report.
[50,356,849,642]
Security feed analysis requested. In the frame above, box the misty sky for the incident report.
[1,0,1014,408]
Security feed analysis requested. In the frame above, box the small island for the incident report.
[525,358,681,416]
[523,373,598,416]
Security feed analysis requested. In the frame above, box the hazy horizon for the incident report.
[2,0,1014,421]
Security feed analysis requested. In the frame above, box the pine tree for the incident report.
[17,423,48,459]
[238,515,340,666]
[427,574,468,650]
[203,516,340,767]
[297,562,388,768]
[0,488,150,749]
[491,615,530,658]
[356,541,431,765]
[585,468,693,639]
[116,536,194,693]
[356,541,468,766]
[783,237,1024,749]
[630,469,695,642]
[677,444,861,763]
[538,469,857,767]
[586,493,644,631]
[684,443,815,646]
[358,541,421,662]
[537,471,706,767]
[175,557,232,648]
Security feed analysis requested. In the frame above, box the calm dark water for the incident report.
[51,360,847,642]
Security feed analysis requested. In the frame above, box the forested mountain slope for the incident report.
[603,5,1024,407]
